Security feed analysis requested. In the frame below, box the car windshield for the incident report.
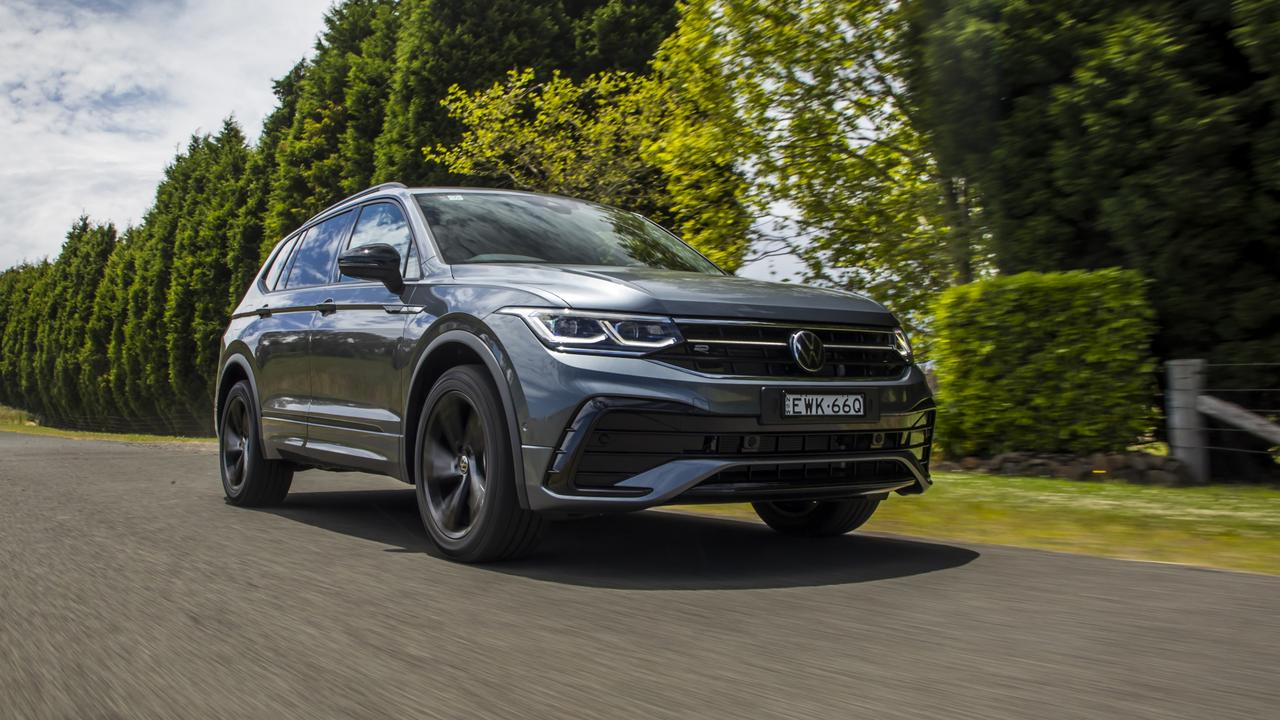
[414,192,723,274]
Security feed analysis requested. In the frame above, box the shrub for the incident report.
[932,269,1156,457]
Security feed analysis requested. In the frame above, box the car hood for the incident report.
[451,264,897,326]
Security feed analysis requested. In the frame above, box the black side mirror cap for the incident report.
[338,243,404,293]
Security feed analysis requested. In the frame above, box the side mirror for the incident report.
[338,243,404,293]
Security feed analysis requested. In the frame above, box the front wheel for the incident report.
[415,365,544,562]
[752,497,880,537]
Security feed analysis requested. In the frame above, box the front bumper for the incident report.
[488,314,935,514]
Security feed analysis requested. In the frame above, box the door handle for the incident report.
[256,304,271,318]
[317,299,337,315]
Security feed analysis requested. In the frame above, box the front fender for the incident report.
[402,319,531,508]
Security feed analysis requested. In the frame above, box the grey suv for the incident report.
[215,183,935,561]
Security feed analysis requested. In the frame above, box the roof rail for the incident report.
[314,181,407,219]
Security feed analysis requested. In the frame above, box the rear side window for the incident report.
[284,210,356,289]
[342,202,414,283]
[262,234,300,291]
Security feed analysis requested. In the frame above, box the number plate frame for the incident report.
[782,392,865,418]
[759,387,881,424]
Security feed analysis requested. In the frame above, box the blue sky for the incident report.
[0,0,332,270]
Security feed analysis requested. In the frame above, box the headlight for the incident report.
[501,307,683,352]
[893,327,913,362]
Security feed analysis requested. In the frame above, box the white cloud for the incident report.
[0,0,333,269]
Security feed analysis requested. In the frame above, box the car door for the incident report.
[304,200,418,476]
[254,210,357,458]
[248,231,312,455]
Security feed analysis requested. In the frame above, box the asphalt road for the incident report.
[1,432,1276,719]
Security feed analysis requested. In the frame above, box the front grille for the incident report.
[567,409,933,490]
[653,320,907,379]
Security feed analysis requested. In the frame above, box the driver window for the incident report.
[343,202,413,283]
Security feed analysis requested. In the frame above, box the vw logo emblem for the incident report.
[788,329,825,373]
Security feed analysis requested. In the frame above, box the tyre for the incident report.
[415,365,544,562]
[752,497,880,537]
[219,380,293,506]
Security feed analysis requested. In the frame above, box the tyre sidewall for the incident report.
[219,382,258,501]
[415,366,516,559]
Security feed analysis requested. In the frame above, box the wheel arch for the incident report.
[215,353,261,440]
[403,326,530,509]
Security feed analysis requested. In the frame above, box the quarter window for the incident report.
[262,234,300,291]
[283,210,356,289]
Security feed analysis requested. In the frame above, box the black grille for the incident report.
[568,409,933,490]
[654,321,907,379]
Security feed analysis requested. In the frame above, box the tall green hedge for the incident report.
[933,269,1156,457]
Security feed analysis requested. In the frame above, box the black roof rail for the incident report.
[314,181,407,219]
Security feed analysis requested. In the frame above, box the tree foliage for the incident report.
[653,0,985,326]
[908,0,1280,362]
[428,69,670,213]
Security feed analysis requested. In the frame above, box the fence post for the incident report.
[1166,359,1209,483]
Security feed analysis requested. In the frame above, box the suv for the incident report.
[216,183,935,562]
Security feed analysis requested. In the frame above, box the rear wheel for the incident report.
[415,365,544,562]
[752,497,880,537]
[220,381,293,506]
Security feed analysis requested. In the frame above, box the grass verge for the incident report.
[0,406,211,444]
[672,471,1280,575]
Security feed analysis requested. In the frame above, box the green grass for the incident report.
[0,405,211,444]
[673,472,1280,575]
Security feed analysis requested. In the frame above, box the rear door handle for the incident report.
[317,299,337,315]
[256,304,271,318]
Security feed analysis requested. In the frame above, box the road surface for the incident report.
[0,431,1276,719]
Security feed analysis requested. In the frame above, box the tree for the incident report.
[427,67,754,269]
[340,0,401,194]
[428,71,672,218]
[242,60,305,271]
[907,0,1280,363]
[373,0,573,186]
[163,121,258,425]
[653,0,980,326]
[0,263,50,414]
[36,219,117,425]
[572,0,678,76]
[266,0,397,242]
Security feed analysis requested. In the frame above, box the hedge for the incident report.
[932,269,1156,457]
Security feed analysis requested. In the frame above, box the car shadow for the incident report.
[263,488,979,591]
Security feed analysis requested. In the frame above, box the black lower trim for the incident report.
[674,479,909,503]
[544,397,933,499]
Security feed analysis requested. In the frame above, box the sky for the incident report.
[0,0,333,271]
[0,0,801,280]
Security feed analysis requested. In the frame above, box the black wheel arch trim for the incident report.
[215,350,262,441]
[404,322,531,509]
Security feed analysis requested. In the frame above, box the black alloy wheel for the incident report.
[219,380,292,506]
[415,366,544,562]
[221,393,251,495]
[422,390,490,539]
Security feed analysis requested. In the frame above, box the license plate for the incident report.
[783,393,865,417]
